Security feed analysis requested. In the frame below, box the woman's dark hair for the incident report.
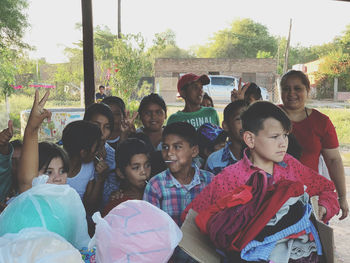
[62,120,102,158]
[202,92,214,107]
[83,102,114,132]
[38,142,69,173]
[115,138,150,174]
[244,83,262,103]
[241,101,291,135]
[163,122,198,147]
[280,70,310,92]
[138,93,167,115]
[102,96,126,117]
[287,133,302,160]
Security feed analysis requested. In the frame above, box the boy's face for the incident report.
[108,104,123,136]
[140,103,166,132]
[181,81,204,105]
[90,113,111,143]
[244,117,288,165]
[83,141,100,163]
[124,153,151,190]
[161,134,198,175]
[223,109,244,143]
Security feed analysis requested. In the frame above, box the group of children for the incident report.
[0,72,341,262]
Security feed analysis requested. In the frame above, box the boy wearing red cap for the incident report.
[167,73,220,129]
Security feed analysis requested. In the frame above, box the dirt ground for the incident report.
[329,171,350,263]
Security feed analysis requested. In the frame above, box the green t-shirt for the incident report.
[167,107,220,130]
[0,144,13,203]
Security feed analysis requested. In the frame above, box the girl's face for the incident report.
[201,98,213,107]
[140,103,166,132]
[39,157,67,185]
[90,113,111,143]
[124,153,151,190]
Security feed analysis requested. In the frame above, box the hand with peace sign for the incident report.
[120,110,138,142]
[18,90,52,193]
[26,89,52,132]
[0,120,13,155]
[231,78,250,102]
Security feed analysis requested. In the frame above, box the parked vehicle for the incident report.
[176,75,269,103]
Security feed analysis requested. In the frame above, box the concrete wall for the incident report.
[155,58,278,103]
[337,92,350,101]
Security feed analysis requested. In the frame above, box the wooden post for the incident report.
[118,0,121,38]
[283,19,292,74]
[81,0,95,108]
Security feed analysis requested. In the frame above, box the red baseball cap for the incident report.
[177,73,210,93]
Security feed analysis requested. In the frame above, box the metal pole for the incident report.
[81,0,95,108]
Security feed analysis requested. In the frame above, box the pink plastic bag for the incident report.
[89,200,182,263]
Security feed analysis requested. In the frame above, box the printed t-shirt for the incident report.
[166,107,220,129]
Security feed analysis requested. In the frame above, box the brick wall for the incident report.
[155,58,278,103]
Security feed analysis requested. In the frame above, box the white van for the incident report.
[176,74,269,103]
[203,75,239,103]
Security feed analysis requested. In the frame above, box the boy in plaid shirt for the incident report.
[143,122,214,226]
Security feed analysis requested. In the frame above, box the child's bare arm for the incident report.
[18,90,51,193]
[0,120,13,156]
[83,159,109,214]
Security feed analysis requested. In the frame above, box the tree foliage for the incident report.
[0,46,17,98]
[0,0,29,49]
[315,51,350,92]
[0,0,30,99]
[195,19,277,59]
[109,33,152,102]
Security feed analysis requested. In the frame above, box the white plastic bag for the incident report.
[0,183,90,249]
[0,227,84,263]
[89,200,183,263]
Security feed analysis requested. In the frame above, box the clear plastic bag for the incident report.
[0,183,90,249]
[89,200,183,263]
[0,227,84,263]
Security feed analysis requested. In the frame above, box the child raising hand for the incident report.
[0,120,14,206]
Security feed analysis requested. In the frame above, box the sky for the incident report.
[23,0,350,64]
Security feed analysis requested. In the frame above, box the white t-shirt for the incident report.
[67,162,95,199]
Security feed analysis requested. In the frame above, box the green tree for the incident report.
[110,33,152,102]
[335,24,350,54]
[0,0,29,99]
[195,18,278,59]
[0,47,17,99]
[0,0,29,48]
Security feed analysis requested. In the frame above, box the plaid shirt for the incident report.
[143,164,214,226]
[205,142,238,175]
